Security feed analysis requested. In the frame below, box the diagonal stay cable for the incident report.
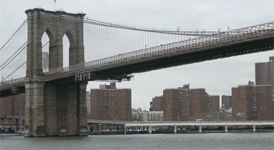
[0,41,28,69]
[42,41,49,48]
[0,20,27,52]
[2,61,26,82]
[0,41,49,71]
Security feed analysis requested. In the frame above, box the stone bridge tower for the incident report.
[25,8,87,137]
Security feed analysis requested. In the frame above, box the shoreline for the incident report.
[1,129,273,137]
[89,129,274,135]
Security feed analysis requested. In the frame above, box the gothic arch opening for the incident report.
[63,30,75,68]
[63,34,70,68]
[41,29,53,72]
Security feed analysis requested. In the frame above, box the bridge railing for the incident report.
[2,22,272,83]
[42,22,273,80]
[0,77,26,89]
[86,21,273,67]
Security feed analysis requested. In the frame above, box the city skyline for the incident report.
[1,0,273,109]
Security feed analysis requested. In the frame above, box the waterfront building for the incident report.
[152,96,164,111]
[135,110,163,121]
[131,108,142,121]
[232,81,256,121]
[139,111,149,121]
[256,85,273,121]
[179,84,191,121]
[86,91,91,119]
[190,88,208,120]
[90,83,131,121]
[255,56,274,87]
[232,81,273,121]
[222,95,232,110]
[255,56,274,119]
[0,94,25,117]
[149,101,153,111]
[148,111,164,121]
[163,89,180,121]
[162,84,215,121]
[207,95,220,113]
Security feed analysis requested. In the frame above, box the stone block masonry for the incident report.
[24,8,86,137]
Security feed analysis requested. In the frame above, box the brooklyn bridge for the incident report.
[0,8,273,136]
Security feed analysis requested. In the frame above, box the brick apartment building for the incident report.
[256,85,273,121]
[179,84,192,121]
[255,57,274,84]
[255,56,274,119]
[255,56,274,100]
[0,94,25,117]
[162,84,219,121]
[232,81,273,121]
[163,89,180,121]
[152,96,164,111]
[190,88,208,119]
[222,95,232,110]
[90,83,131,121]
[86,91,91,119]
[207,95,220,113]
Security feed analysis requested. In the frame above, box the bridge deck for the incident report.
[1,22,273,96]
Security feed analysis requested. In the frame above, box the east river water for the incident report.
[1,133,273,150]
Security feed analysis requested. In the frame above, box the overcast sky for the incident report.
[1,0,274,110]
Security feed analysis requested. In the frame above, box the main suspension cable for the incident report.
[40,12,217,36]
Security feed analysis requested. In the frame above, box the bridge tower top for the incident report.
[25,8,86,82]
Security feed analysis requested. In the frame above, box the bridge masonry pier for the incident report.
[44,81,88,136]
[78,82,89,135]
[25,81,88,137]
[24,82,46,136]
[24,8,87,137]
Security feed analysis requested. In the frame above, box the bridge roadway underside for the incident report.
[93,36,274,78]
[0,86,25,98]
[0,36,273,98]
